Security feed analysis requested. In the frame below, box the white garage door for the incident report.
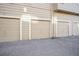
[0,17,20,42]
[56,21,69,37]
[73,22,79,36]
[31,20,50,39]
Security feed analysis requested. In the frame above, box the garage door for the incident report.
[0,17,20,42]
[31,20,50,39]
[56,21,69,37]
[73,22,79,36]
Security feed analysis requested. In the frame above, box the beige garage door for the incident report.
[31,20,50,39]
[0,17,20,42]
[56,21,69,37]
[73,22,79,36]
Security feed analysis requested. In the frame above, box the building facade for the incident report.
[0,3,79,42]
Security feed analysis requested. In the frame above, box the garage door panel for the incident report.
[56,22,69,37]
[31,21,41,39]
[32,20,50,39]
[73,22,79,35]
[40,21,49,38]
[0,18,20,42]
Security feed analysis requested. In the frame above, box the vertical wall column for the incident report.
[20,17,22,40]
[20,14,31,40]
[49,4,55,38]
[29,20,31,40]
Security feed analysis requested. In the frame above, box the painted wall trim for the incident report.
[54,10,79,16]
